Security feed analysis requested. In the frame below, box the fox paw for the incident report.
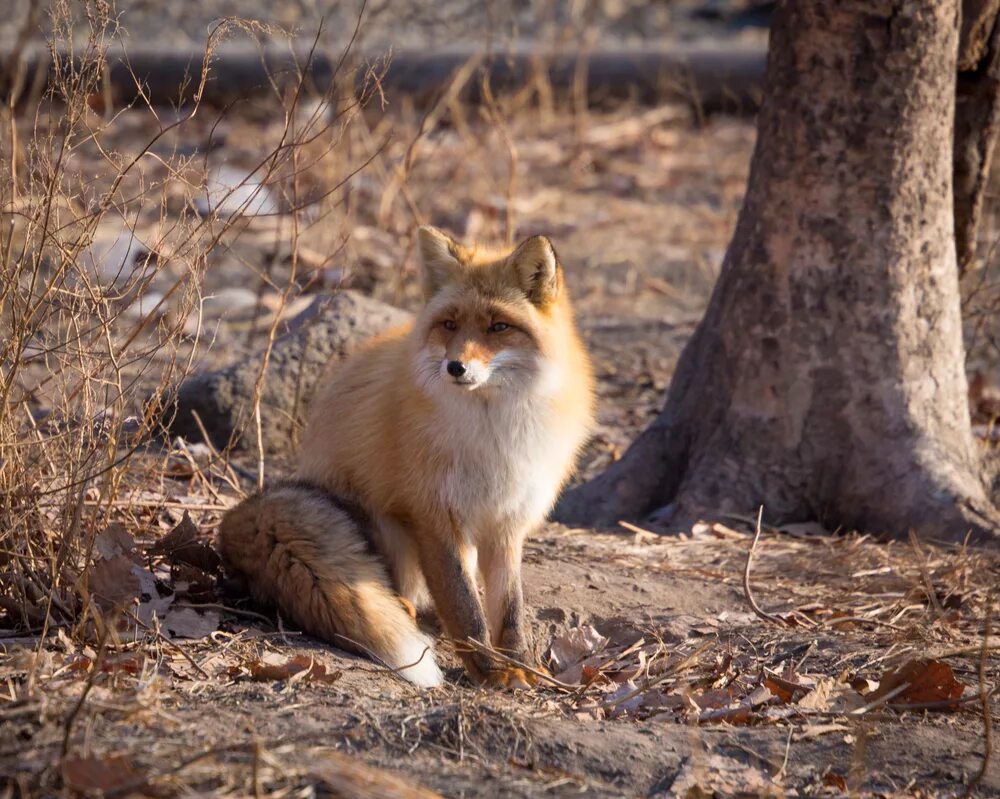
[480,666,547,690]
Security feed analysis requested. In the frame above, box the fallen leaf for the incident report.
[603,680,644,718]
[171,563,219,602]
[136,591,174,626]
[149,512,222,573]
[129,564,173,625]
[131,565,159,601]
[698,704,752,725]
[715,610,757,625]
[580,663,610,686]
[101,655,145,676]
[692,688,737,710]
[797,677,865,713]
[62,754,144,793]
[88,555,140,610]
[161,606,220,639]
[823,770,848,791]
[247,654,341,684]
[547,625,609,672]
[871,658,966,706]
[763,676,795,703]
[94,523,136,561]
[745,685,775,708]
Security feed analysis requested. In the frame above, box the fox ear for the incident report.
[417,226,462,298]
[509,235,560,307]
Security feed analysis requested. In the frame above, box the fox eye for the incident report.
[488,322,510,334]
[441,320,457,331]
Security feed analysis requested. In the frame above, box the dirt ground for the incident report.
[4,518,999,797]
[3,4,1000,797]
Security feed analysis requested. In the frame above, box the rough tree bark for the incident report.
[955,0,1000,274]
[557,1,1000,544]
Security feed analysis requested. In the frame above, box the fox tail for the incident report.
[218,481,443,688]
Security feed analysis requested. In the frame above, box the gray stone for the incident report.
[166,291,412,453]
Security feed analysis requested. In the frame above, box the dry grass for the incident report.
[0,1,385,645]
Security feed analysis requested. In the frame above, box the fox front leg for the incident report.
[418,533,531,689]
[480,534,548,686]
[479,535,530,655]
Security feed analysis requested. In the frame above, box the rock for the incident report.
[83,225,155,287]
[124,290,166,320]
[202,287,260,316]
[197,165,279,218]
[165,291,412,453]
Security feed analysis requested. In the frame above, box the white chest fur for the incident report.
[427,390,576,538]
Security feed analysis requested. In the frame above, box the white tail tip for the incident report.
[394,634,444,688]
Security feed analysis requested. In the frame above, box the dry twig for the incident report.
[743,506,786,625]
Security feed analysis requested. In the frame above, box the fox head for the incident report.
[412,226,571,397]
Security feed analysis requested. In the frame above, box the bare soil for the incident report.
[5,520,998,797]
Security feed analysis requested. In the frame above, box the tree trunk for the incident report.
[557,1,1000,544]
[954,0,1000,275]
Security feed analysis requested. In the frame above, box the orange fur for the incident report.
[219,226,595,687]
[218,482,443,686]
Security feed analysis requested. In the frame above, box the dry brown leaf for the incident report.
[69,654,146,677]
[697,704,753,725]
[880,659,960,702]
[94,523,137,561]
[248,654,342,684]
[823,770,848,791]
[871,658,966,706]
[88,555,140,610]
[692,688,737,710]
[763,675,796,703]
[171,563,218,601]
[62,754,144,793]
[580,663,611,686]
[149,511,222,573]
[696,686,772,725]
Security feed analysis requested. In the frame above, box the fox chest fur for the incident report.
[417,384,581,540]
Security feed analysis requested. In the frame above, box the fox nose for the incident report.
[446,360,466,377]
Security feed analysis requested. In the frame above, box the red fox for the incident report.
[218,226,594,688]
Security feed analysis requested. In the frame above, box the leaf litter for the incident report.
[10,487,995,797]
